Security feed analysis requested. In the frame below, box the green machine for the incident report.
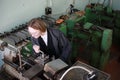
[21,42,33,58]
[60,16,112,70]
[85,3,120,44]
[85,6,114,28]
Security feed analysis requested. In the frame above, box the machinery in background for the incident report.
[85,0,114,28]
[85,1,120,44]
[56,11,112,70]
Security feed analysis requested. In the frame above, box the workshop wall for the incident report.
[0,0,89,33]
[0,0,46,33]
[0,0,119,33]
[112,0,120,10]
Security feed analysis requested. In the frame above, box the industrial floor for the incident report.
[103,43,120,80]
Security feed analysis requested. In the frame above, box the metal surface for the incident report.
[23,64,43,79]
[3,36,16,46]
[3,63,23,79]
[44,59,68,75]
[62,61,110,80]
[101,29,112,52]
[15,31,28,40]
[1,27,30,46]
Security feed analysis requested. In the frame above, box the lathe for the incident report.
[57,12,113,70]
[0,38,110,80]
[0,16,111,80]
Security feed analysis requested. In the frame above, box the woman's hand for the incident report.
[33,45,40,53]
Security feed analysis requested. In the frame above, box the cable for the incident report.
[59,66,93,80]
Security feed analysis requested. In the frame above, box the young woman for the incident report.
[28,18,71,63]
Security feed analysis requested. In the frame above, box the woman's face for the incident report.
[28,27,41,38]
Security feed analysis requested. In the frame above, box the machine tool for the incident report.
[0,40,110,80]
[84,0,120,44]
[57,12,112,70]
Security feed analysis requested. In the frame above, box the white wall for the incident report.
[0,0,46,33]
[0,0,90,33]
[74,0,89,10]
[2,0,120,33]
[112,0,120,10]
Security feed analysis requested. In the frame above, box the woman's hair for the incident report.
[27,18,47,32]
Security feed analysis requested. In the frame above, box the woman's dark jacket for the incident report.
[31,27,72,63]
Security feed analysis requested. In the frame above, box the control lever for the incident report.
[34,50,50,65]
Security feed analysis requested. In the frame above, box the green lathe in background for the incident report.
[58,12,113,70]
